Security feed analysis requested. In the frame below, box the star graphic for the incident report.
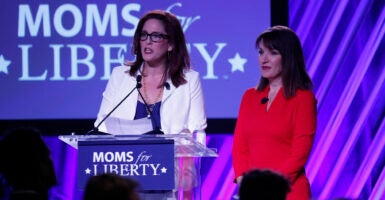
[161,167,167,173]
[228,53,247,73]
[85,168,91,174]
[0,55,11,74]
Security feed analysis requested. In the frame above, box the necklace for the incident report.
[141,77,164,118]
[144,104,155,119]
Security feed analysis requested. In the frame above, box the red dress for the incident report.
[232,86,316,200]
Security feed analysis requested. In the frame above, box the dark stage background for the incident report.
[1,0,385,199]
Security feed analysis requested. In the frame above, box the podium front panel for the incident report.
[77,139,175,190]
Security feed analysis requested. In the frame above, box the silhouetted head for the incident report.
[239,169,290,200]
[0,127,57,199]
[83,173,140,200]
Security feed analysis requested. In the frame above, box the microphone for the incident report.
[87,75,142,135]
[136,83,164,135]
[164,82,170,90]
[261,97,269,104]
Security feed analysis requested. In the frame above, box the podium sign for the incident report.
[59,134,218,193]
[77,138,175,190]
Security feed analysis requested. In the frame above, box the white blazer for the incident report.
[94,65,207,142]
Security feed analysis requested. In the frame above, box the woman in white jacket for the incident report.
[94,10,207,200]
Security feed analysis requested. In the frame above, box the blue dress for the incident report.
[134,100,161,131]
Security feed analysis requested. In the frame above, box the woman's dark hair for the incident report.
[256,25,313,98]
[128,10,190,87]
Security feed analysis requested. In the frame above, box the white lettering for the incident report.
[67,44,95,80]
[109,164,119,173]
[18,45,47,81]
[95,163,162,176]
[86,4,118,37]
[93,152,105,162]
[150,164,160,175]
[49,44,65,80]
[121,164,129,176]
[54,4,82,37]
[121,4,141,36]
[18,3,142,38]
[93,164,98,175]
[17,42,227,81]
[166,3,200,32]
[105,152,115,162]
[135,151,152,164]
[130,164,140,175]
[100,44,126,80]
[18,4,51,37]
[113,152,126,162]
[126,151,134,162]
[93,151,134,162]
[193,43,226,79]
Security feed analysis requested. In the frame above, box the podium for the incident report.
[59,134,218,192]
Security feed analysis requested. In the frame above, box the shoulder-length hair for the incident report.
[256,26,313,98]
[127,10,190,87]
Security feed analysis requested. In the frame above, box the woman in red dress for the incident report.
[232,26,317,200]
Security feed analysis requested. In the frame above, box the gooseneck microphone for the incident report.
[261,97,269,104]
[87,75,143,135]
[136,82,164,135]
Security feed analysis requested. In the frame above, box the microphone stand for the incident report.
[87,77,142,135]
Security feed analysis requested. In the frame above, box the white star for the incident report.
[228,53,247,73]
[161,167,167,173]
[0,55,11,74]
[85,168,91,174]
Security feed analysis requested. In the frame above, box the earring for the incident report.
[167,51,172,57]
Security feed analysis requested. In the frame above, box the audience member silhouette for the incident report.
[0,127,57,200]
[239,169,291,200]
[83,173,140,200]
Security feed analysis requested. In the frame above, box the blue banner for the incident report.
[0,1,270,119]
[77,139,175,190]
